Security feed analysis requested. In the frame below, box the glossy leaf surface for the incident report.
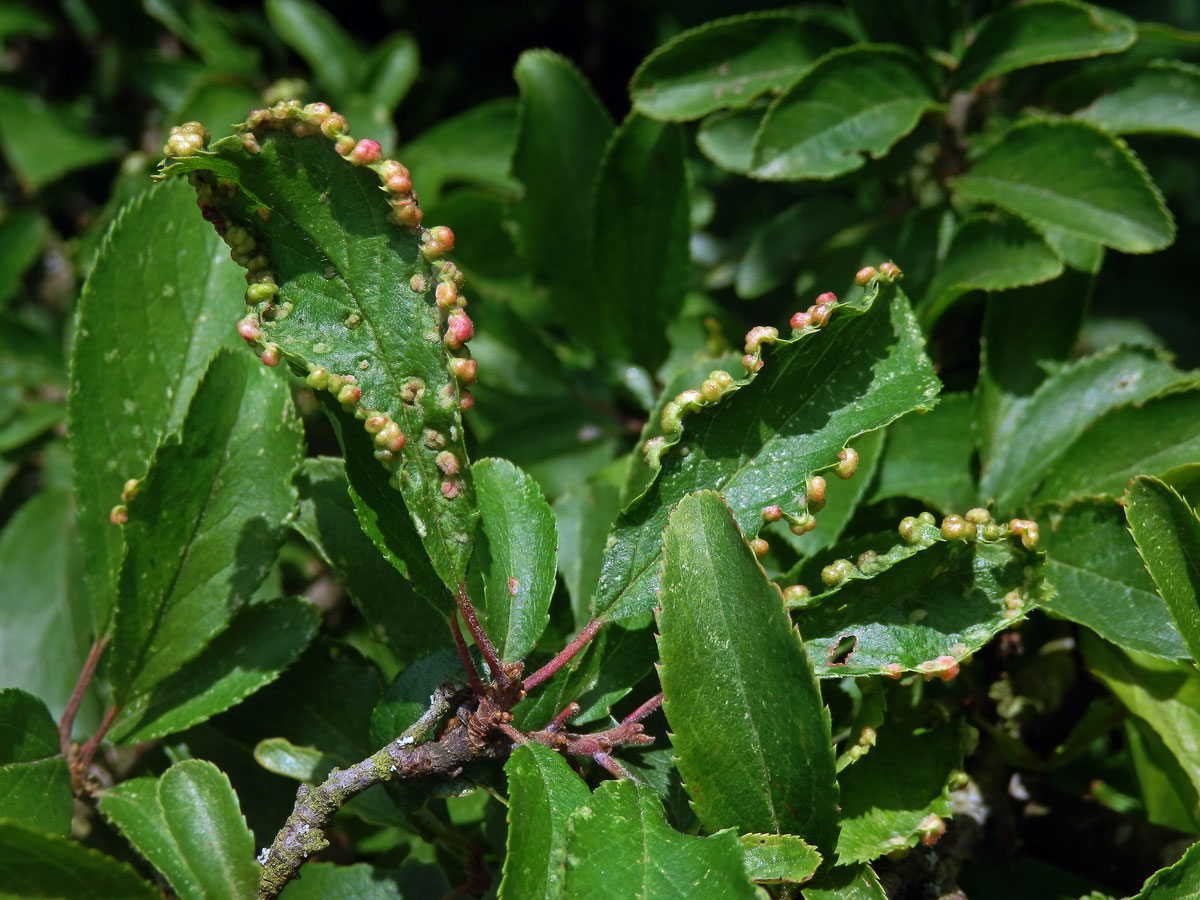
[100,760,258,900]
[594,278,939,622]
[109,351,302,703]
[1126,477,1200,664]
[952,120,1174,254]
[630,11,847,121]
[658,492,838,854]
[562,779,757,899]
[752,45,937,181]
[956,0,1135,89]
[70,179,246,631]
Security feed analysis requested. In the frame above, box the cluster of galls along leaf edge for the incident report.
[781,506,1039,682]
[646,262,898,564]
[161,102,478,504]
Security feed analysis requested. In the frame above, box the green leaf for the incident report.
[590,113,689,369]
[499,742,590,900]
[553,480,620,630]
[264,0,360,95]
[0,401,64,452]
[321,400,446,606]
[253,737,341,782]
[1133,838,1200,898]
[774,428,885,562]
[0,689,72,835]
[0,821,160,899]
[398,99,519,207]
[164,115,478,596]
[0,489,98,729]
[109,351,303,703]
[871,394,977,514]
[794,528,1048,677]
[563,779,758,899]
[629,11,847,121]
[70,179,246,632]
[277,862,404,900]
[293,456,446,659]
[475,458,558,663]
[696,107,763,173]
[364,32,419,115]
[0,208,47,307]
[0,85,120,190]
[1035,388,1200,506]
[100,760,258,900]
[920,213,1064,325]
[1073,61,1200,138]
[1083,634,1200,803]
[951,120,1174,254]
[594,278,939,623]
[751,45,938,181]
[1126,477,1200,664]
[1043,500,1188,661]
[1037,223,1106,274]
[802,863,887,899]
[736,196,861,299]
[978,347,1189,514]
[143,0,260,80]
[955,0,1136,90]
[512,50,613,312]
[740,833,821,884]
[836,720,961,862]
[1125,717,1200,833]
[108,596,320,743]
[658,492,839,853]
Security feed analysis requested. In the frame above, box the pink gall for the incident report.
[761,504,783,523]
[321,113,349,140]
[744,325,778,354]
[306,367,331,390]
[121,479,140,502]
[261,345,281,367]
[815,291,837,305]
[855,266,877,286]
[237,317,262,343]
[810,303,832,327]
[750,538,770,559]
[109,504,129,525]
[790,311,813,330]
[879,261,902,280]
[436,451,460,475]
[459,389,475,412]
[449,357,478,385]
[337,383,362,405]
[836,447,859,479]
[441,479,461,499]
[808,475,826,504]
[742,354,763,373]
[349,139,382,165]
[443,312,474,349]
[435,281,459,308]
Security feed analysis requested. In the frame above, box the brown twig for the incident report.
[59,635,109,762]
[523,618,603,690]
[257,675,660,899]
[454,585,505,685]
[449,614,485,696]
[76,704,120,791]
